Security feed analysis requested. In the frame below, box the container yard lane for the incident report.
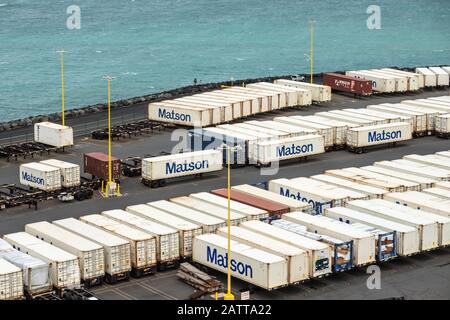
[0,88,449,300]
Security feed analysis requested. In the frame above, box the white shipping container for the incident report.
[217,90,261,115]
[311,174,388,199]
[345,70,396,92]
[34,122,73,148]
[383,192,450,217]
[148,102,213,127]
[124,204,202,258]
[415,68,437,87]
[370,200,450,247]
[79,214,157,274]
[185,94,243,119]
[273,117,334,149]
[346,122,412,149]
[223,87,269,113]
[233,122,290,139]
[394,103,440,131]
[323,207,420,256]
[217,226,310,283]
[346,200,439,251]
[40,159,80,188]
[245,120,317,137]
[377,69,420,91]
[19,162,61,192]
[368,70,408,92]
[442,66,450,75]
[268,178,345,214]
[53,218,131,280]
[436,181,450,191]
[101,210,179,266]
[0,239,51,295]
[248,82,311,107]
[436,150,450,158]
[375,159,450,181]
[25,222,104,284]
[367,104,427,134]
[274,79,331,102]
[296,116,349,146]
[169,196,247,225]
[238,87,281,110]
[381,68,423,88]
[0,258,23,300]
[428,67,450,86]
[189,192,269,220]
[347,108,411,124]
[436,114,450,136]
[147,200,226,233]
[315,111,372,127]
[232,184,313,212]
[246,83,288,108]
[3,232,80,289]
[193,234,288,290]
[282,212,376,266]
[339,109,389,125]
[252,135,325,166]
[141,150,223,183]
[200,92,252,117]
[404,99,450,113]
[157,100,223,124]
[403,154,450,171]
[264,82,312,106]
[362,165,435,190]
[240,220,332,278]
[422,187,450,200]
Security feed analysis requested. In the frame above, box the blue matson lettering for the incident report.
[158,108,192,122]
[277,143,313,157]
[368,130,402,143]
[207,246,253,278]
[21,172,45,186]
[279,187,325,214]
[166,160,209,175]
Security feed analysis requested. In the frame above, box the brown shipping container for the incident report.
[211,189,290,217]
[84,152,121,181]
[322,73,373,96]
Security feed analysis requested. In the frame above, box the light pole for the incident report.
[309,21,315,84]
[102,75,120,198]
[56,49,67,126]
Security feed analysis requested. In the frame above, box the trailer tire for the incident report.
[150,181,159,188]
[158,180,166,187]
[356,148,364,154]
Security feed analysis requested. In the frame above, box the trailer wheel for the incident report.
[158,180,166,187]
[150,181,159,188]
[363,148,368,153]
[356,148,364,154]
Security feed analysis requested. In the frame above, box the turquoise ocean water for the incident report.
[0,0,449,121]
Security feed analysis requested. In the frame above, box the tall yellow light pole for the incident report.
[56,50,67,126]
[103,75,118,197]
[224,145,235,301]
[309,21,315,84]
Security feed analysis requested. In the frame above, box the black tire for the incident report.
[158,180,166,187]
[150,181,159,188]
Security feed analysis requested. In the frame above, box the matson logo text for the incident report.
[207,246,253,278]
[21,172,45,185]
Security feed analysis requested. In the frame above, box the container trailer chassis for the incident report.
[62,287,100,300]
[131,264,157,278]
[91,119,174,140]
[347,141,398,154]
[0,142,72,162]
[105,270,131,284]
[157,258,180,272]
[436,132,450,139]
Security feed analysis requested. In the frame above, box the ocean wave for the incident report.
[95,50,103,54]
[0,3,8,7]
[122,71,138,76]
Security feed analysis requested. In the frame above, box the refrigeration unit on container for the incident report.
[383,192,450,217]
[53,218,131,283]
[282,212,376,266]
[193,234,288,290]
[84,152,121,182]
[428,67,450,86]
[231,184,313,213]
[251,135,325,167]
[268,178,344,214]
[310,174,388,199]
[346,200,439,251]
[322,73,372,96]
[380,68,423,89]
[123,204,202,259]
[140,150,223,188]
[377,69,420,91]
[25,222,104,287]
[274,79,332,102]
[19,162,62,192]
[296,115,349,147]
[169,196,247,225]
[240,220,332,278]
[273,117,334,151]
[3,232,81,290]
[325,167,416,192]
[324,207,419,256]
[34,122,74,148]
[367,70,408,92]
[79,214,157,277]
[148,102,215,127]
[211,188,292,217]
[291,177,369,203]
[370,200,450,247]
[422,187,450,200]
[415,68,437,87]
[40,159,80,188]
[0,239,51,297]
[189,192,269,220]
[362,165,435,190]
[101,210,180,271]
[346,122,412,154]
[271,219,353,272]
[217,226,310,283]
[147,200,226,233]
[345,71,396,93]
[374,159,450,181]
[403,154,450,171]
[0,258,23,300]
[436,114,450,138]
[245,120,317,137]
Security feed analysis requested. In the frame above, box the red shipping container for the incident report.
[84,152,121,181]
[322,73,372,96]
[211,188,290,217]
